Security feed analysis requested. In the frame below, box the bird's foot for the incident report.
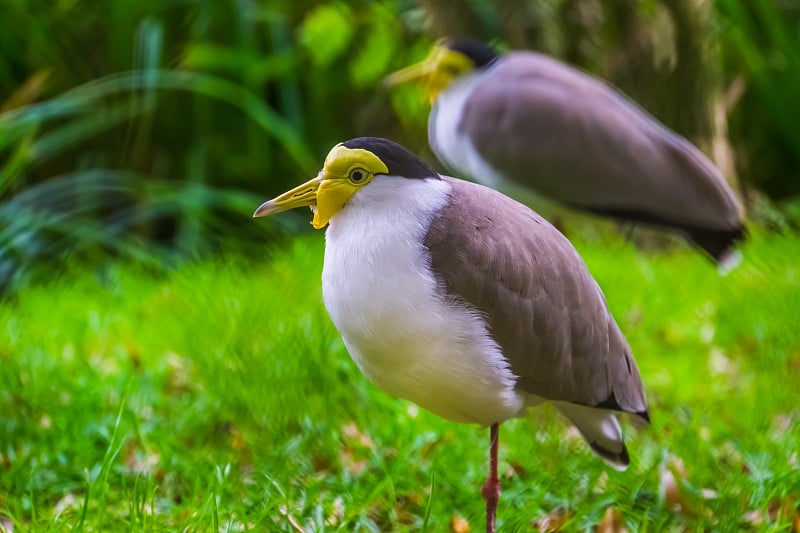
[481,476,500,533]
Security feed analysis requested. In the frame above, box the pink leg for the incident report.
[481,423,500,533]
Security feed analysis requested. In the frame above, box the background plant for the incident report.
[2,0,797,294]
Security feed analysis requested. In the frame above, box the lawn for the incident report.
[1,230,798,531]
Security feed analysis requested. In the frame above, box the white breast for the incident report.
[322,176,525,426]
[429,74,508,191]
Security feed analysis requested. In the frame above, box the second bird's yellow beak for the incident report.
[384,52,441,103]
[384,59,435,86]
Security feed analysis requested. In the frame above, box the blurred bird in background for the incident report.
[386,38,747,268]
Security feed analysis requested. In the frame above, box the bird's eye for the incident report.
[349,168,368,184]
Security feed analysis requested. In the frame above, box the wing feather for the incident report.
[458,52,743,233]
[424,177,648,418]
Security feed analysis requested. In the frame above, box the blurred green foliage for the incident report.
[717,0,800,199]
[0,0,430,293]
[1,0,798,294]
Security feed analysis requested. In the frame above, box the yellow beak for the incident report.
[383,59,434,87]
[253,176,321,218]
[383,54,442,104]
[385,42,478,103]
[253,173,362,230]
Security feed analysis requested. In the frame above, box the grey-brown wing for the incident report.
[459,52,743,232]
[424,177,647,416]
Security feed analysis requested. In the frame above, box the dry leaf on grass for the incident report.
[563,425,582,442]
[127,345,142,370]
[279,504,306,533]
[708,347,736,377]
[661,455,720,515]
[340,422,375,476]
[742,494,800,531]
[769,495,799,524]
[53,494,79,516]
[771,413,794,435]
[593,471,610,494]
[325,496,345,527]
[742,509,765,529]
[342,422,375,449]
[123,440,160,475]
[660,461,689,516]
[393,493,420,526]
[420,434,445,459]
[451,515,471,533]
[658,454,719,521]
[0,515,14,533]
[532,507,573,532]
[311,453,332,473]
[508,461,527,477]
[595,507,627,533]
[340,448,368,476]
[164,351,194,395]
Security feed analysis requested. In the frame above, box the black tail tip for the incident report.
[691,225,747,263]
[589,440,630,470]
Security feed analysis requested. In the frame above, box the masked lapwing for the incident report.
[385,38,746,266]
[254,137,649,533]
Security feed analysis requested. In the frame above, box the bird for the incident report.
[254,137,649,533]
[384,38,746,266]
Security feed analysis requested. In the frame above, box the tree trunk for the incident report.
[422,0,488,40]
[606,0,739,187]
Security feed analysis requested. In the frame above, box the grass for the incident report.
[1,230,799,531]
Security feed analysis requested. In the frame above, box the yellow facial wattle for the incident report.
[384,43,477,103]
[253,144,389,229]
[312,178,359,229]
